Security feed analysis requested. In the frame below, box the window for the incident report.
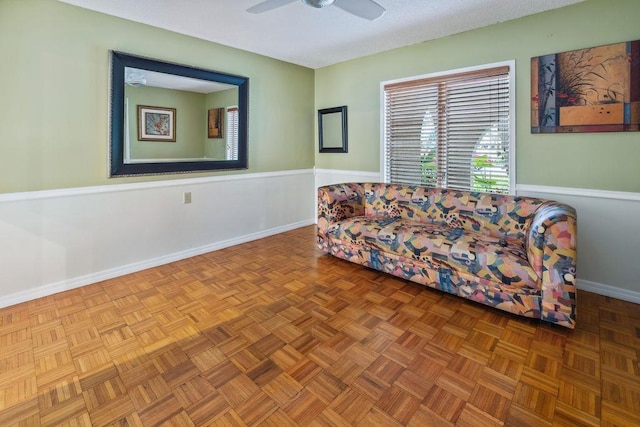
[382,62,515,194]
[225,106,239,160]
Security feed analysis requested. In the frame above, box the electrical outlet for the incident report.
[183,192,192,204]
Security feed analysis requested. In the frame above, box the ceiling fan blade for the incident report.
[247,0,298,14]
[334,0,386,21]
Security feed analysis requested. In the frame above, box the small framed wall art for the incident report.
[208,107,225,138]
[138,105,176,142]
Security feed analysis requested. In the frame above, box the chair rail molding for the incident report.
[516,184,640,202]
[314,167,380,187]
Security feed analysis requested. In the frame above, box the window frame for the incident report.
[225,105,239,161]
[380,60,516,194]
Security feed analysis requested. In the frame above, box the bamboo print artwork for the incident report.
[531,40,640,133]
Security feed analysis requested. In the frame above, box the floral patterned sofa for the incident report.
[317,183,577,329]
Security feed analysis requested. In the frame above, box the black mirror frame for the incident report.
[318,106,348,153]
[109,51,249,176]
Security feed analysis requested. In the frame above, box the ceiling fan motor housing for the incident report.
[302,0,336,8]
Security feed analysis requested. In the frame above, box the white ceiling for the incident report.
[58,0,584,69]
[126,68,235,93]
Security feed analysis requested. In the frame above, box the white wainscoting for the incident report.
[517,184,640,304]
[0,169,316,309]
[3,174,637,309]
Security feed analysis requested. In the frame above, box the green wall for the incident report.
[0,0,314,193]
[3,0,639,194]
[314,0,640,192]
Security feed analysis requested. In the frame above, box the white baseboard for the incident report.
[578,279,640,304]
[1,219,314,310]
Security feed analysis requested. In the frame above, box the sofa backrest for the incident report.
[364,183,546,240]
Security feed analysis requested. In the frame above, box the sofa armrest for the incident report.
[527,201,577,328]
[317,183,366,236]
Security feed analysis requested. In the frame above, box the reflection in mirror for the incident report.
[124,68,239,162]
[319,106,348,153]
[110,51,249,176]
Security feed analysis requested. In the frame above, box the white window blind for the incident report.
[226,106,239,160]
[383,63,513,194]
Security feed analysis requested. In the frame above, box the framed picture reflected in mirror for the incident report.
[138,105,176,142]
[208,107,225,138]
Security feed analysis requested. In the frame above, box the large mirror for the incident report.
[109,51,249,176]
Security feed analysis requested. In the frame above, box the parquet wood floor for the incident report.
[1,225,639,426]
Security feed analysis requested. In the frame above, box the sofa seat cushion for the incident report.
[329,216,539,290]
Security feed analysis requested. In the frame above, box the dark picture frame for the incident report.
[318,105,348,153]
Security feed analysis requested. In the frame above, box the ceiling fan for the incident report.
[247,0,386,21]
